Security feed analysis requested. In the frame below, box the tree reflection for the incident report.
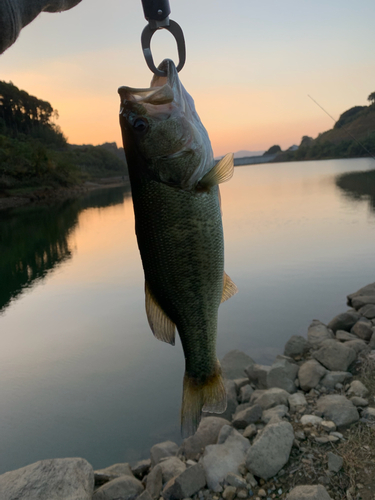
[335,169,375,212]
[0,185,131,313]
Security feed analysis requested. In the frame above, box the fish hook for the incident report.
[140,0,186,77]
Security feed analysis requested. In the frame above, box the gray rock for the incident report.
[350,396,368,406]
[201,428,250,491]
[320,420,336,432]
[245,364,271,390]
[335,330,358,342]
[352,295,375,309]
[146,464,163,499]
[347,380,369,398]
[243,423,257,439]
[245,421,294,480]
[344,339,369,355]
[233,402,252,416]
[351,320,374,341]
[307,320,334,349]
[162,464,206,500]
[312,339,356,371]
[250,387,289,410]
[225,472,247,488]
[137,490,153,500]
[239,384,254,403]
[217,424,235,444]
[232,405,263,428]
[369,331,375,349]
[317,395,359,429]
[298,359,327,391]
[233,378,250,391]
[283,335,308,357]
[286,484,332,499]
[95,463,134,482]
[347,282,375,306]
[295,430,306,440]
[288,392,307,413]
[300,415,322,426]
[150,441,179,466]
[328,311,360,333]
[221,350,255,379]
[266,358,299,393]
[0,458,94,500]
[222,485,236,500]
[93,475,144,500]
[159,458,186,484]
[327,452,343,472]
[204,380,238,421]
[358,304,375,319]
[276,354,300,365]
[181,417,230,460]
[132,460,151,479]
[362,407,375,420]
[262,404,288,424]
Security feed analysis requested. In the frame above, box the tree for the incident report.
[0,80,60,138]
[368,92,375,106]
[300,136,313,147]
[263,145,281,156]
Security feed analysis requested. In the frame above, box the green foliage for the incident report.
[0,80,127,190]
[263,144,281,155]
[334,106,365,129]
[0,134,81,189]
[0,80,66,146]
[282,132,375,163]
[68,144,128,178]
[300,136,314,147]
[368,92,375,106]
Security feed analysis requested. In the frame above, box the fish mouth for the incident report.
[118,59,182,112]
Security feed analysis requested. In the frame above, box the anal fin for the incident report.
[145,281,176,345]
[221,272,238,303]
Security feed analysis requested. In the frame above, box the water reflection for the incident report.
[0,185,131,313]
[336,169,375,212]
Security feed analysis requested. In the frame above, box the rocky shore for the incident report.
[1,283,375,500]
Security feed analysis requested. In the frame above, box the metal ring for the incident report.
[141,19,186,77]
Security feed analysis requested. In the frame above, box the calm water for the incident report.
[1,158,375,474]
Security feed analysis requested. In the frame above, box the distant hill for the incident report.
[216,150,265,160]
[272,94,375,163]
[316,106,375,145]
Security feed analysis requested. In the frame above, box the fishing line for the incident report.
[308,94,375,161]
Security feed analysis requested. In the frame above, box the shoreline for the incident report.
[0,177,130,211]
[0,282,374,499]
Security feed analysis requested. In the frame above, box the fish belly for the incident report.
[132,176,224,381]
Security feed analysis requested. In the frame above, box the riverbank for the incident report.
[0,176,130,211]
[0,282,374,499]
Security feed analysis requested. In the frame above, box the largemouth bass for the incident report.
[118,59,237,435]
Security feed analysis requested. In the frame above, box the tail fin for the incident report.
[181,361,227,437]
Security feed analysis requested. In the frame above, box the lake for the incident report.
[0,158,375,474]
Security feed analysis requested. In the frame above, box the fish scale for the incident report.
[134,176,223,381]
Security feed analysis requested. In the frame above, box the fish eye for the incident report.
[133,117,149,133]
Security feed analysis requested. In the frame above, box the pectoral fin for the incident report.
[145,282,176,345]
[199,153,234,189]
[221,272,238,303]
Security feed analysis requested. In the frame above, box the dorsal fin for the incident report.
[145,282,176,345]
[199,153,234,189]
[221,272,238,303]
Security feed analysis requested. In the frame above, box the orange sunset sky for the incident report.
[1,0,374,157]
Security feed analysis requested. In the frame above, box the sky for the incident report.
[1,0,375,157]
